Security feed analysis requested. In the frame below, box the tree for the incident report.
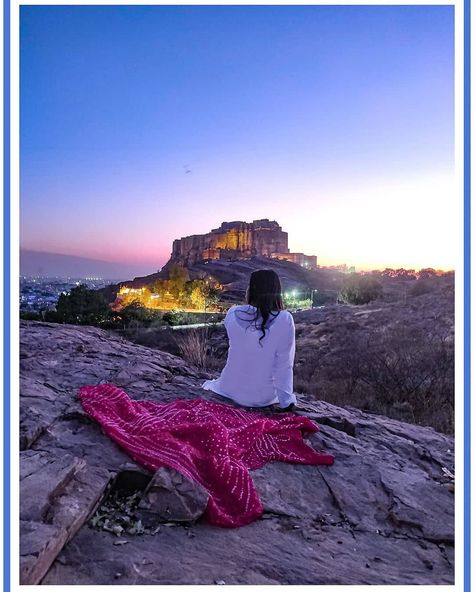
[168,264,190,300]
[55,284,112,325]
[337,274,383,305]
[119,300,155,329]
[418,268,440,280]
[394,268,417,280]
[190,285,206,310]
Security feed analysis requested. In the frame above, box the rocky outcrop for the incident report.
[19,320,454,585]
[121,254,326,302]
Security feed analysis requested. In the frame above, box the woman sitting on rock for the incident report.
[202,269,296,411]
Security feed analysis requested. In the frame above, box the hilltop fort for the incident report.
[166,219,317,269]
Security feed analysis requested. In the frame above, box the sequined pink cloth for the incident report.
[79,384,335,528]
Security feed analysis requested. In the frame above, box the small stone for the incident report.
[215,580,226,585]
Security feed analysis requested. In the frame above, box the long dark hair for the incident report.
[236,269,285,343]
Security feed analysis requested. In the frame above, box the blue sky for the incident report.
[20,5,455,273]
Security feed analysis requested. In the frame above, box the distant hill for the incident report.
[116,255,347,303]
[20,249,155,281]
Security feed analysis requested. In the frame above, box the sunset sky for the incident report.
[20,5,455,276]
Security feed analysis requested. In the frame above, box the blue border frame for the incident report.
[3,3,471,591]
[3,0,10,589]
[464,0,471,590]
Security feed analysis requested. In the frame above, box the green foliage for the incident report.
[118,300,164,328]
[162,309,187,326]
[312,291,335,306]
[284,296,311,310]
[337,274,383,305]
[55,284,112,325]
[20,310,42,320]
[148,275,222,311]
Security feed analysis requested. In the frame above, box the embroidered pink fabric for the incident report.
[79,383,335,528]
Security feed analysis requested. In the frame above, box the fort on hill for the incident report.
[168,219,318,269]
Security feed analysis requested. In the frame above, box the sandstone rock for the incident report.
[19,321,454,585]
[137,467,209,524]
[20,454,111,584]
[20,451,86,522]
[20,520,68,585]
[20,377,69,450]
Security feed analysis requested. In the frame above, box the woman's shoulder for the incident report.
[278,309,294,322]
[229,305,292,315]
[226,305,293,322]
[227,304,254,313]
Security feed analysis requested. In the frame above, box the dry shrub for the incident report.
[294,324,454,434]
[409,279,434,297]
[173,326,225,371]
[174,328,210,369]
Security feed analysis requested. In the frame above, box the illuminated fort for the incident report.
[167,219,318,269]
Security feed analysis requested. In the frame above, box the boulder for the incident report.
[137,467,209,524]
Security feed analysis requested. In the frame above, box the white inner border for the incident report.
[7,1,464,591]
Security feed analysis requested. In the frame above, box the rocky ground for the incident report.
[20,320,454,585]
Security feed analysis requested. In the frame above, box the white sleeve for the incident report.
[273,312,297,408]
[224,305,237,329]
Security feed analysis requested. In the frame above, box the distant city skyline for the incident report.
[21,5,455,273]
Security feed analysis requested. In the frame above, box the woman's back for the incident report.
[202,304,296,408]
[226,304,289,353]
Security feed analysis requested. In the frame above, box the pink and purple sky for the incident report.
[20,5,455,277]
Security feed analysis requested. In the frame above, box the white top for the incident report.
[201,304,297,408]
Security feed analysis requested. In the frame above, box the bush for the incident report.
[409,279,433,297]
[312,291,336,306]
[293,324,454,434]
[337,274,383,305]
[174,328,210,369]
[20,311,42,321]
[162,309,187,326]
